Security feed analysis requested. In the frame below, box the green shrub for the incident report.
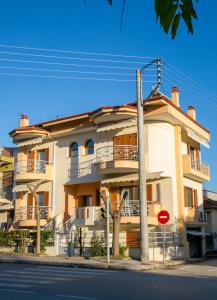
[90,231,106,257]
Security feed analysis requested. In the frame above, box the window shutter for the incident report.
[194,190,198,208]
[146,184,152,202]
[27,193,34,206]
[45,148,49,163]
[27,151,35,160]
[44,191,49,206]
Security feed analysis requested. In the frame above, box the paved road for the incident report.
[0,260,216,300]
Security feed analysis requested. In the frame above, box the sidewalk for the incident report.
[0,254,185,272]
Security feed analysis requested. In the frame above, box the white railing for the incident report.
[191,156,209,175]
[96,145,138,162]
[15,160,46,174]
[112,200,151,216]
[15,206,51,221]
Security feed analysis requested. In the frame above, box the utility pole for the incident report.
[27,180,42,255]
[136,58,162,263]
[106,196,110,263]
[137,69,149,263]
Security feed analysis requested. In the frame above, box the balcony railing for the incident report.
[96,145,138,162]
[111,200,151,217]
[191,156,209,175]
[15,206,51,221]
[15,160,46,174]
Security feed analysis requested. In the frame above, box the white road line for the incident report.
[0,283,31,288]
[0,273,79,281]
[5,269,109,276]
[1,289,36,294]
[37,266,118,273]
[4,270,93,278]
[56,294,96,300]
[0,277,52,284]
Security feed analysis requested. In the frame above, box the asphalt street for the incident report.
[0,260,216,300]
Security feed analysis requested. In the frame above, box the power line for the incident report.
[0,71,157,82]
[0,43,155,60]
[0,50,151,66]
[0,57,157,71]
[0,65,156,77]
[165,68,217,108]
[165,61,217,100]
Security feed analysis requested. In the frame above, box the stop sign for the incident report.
[158,210,170,224]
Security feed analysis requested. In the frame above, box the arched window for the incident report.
[85,139,94,155]
[69,142,78,158]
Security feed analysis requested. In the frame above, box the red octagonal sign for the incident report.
[158,210,170,225]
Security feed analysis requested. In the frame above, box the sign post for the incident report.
[158,210,170,263]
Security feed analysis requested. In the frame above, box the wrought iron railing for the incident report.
[111,200,151,216]
[15,160,46,174]
[15,206,51,221]
[96,145,138,162]
[190,156,209,175]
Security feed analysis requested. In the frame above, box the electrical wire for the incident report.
[0,71,157,82]
[0,65,156,77]
[0,43,155,60]
[0,57,157,71]
[0,50,151,66]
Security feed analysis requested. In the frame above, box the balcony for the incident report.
[14,160,53,182]
[183,155,210,183]
[112,200,161,226]
[71,206,101,226]
[15,206,52,227]
[184,208,208,224]
[96,145,138,175]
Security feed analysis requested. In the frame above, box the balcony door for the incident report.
[113,133,137,160]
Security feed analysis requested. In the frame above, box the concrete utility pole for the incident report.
[137,69,149,263]
[137,59,162,263]
[27,180,42,255]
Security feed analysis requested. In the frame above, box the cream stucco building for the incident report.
[10,87,210,260]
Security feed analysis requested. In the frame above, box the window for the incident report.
[184,187,198,208]
[85,139,94,155]
[69,142,78,158]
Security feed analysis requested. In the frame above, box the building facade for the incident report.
[10,87,210,260]
[0,146,14,229]
[204,190,217,252]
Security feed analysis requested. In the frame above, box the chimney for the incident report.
[187,106,196,120]
[20,114,29,127]
[171,87,180,107]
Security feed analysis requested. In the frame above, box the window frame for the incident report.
[85,139,94,155]
[69,142,79,158]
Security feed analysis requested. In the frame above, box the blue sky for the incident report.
[0,0,216,190]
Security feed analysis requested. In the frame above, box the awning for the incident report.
[17,136,44,147]
[13,184,29,192]
[187,230,210,236]
[97,118,137,132]
[186,128,209,148]
[101,172,162,184]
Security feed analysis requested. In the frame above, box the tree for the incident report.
[107,0,199,39]
[101,189,128,257]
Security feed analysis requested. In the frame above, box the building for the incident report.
[204,190,217,252]
[0,146,14,229]
[10,87,210,259]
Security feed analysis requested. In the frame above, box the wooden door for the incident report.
[113,133,137,146]
[27,151,35,172]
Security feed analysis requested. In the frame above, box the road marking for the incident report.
[4,270,94,278]
[1,289,36,294]
[6,268,110,276]
[0,273,86,280]
[0,283,31,288]
[37,266,118,273]
[0,277,52,284]
[56,295,96,299]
